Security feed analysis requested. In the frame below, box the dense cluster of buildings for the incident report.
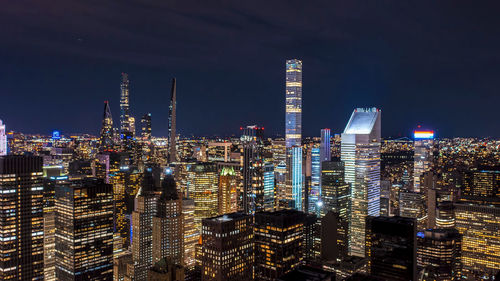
[0,59,499,280]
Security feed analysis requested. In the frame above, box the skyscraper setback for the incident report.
[169,78,177,163]
[341,107,381,257]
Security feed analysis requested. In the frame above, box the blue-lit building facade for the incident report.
[263,162,275,211]
[291,146,303,210]
[320,128,331,162]
[309,147,321,214]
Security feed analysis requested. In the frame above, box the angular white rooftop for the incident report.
[344,107,381,134]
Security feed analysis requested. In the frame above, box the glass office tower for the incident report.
[341,107,381,257]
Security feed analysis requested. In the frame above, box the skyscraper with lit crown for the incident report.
[413,129,434,192]
[341,107,381,257]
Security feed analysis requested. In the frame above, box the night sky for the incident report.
[2,1,500,138]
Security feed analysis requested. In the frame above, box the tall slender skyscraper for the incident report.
[169,78,177,163]
[0,156,44,280]
[120,73,131,139]
[99,101,114,150]
[0,120,6,156]
[285,59,302,148]
[341,107,381,257]
[320,128,331,162]
[413,129,434,192]
[285,60,303,209]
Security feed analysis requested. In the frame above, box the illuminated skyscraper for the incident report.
[309,147,321,214]
[320,128,331,162]
[201,213,254,281]
[455,200,500,279]
[218,166,238,214]
[285,59,303,209]
[0,120,6,156]
[254,210,306,280]
[0,156,44,280]
[169,78,177,163]
[182,198,198,271]
[263,162,275,211]
[99,101,114,151]
[285,59,302,148]
[417,228,462,281]
[241,125,265,214]
[320,161,350,219]
[131,173,160,281]
[55,178,114,280]
[341,107,381,257]
[413,130,434,192]
[152,175,184,265]
[187,163,219,230]
[120,73,132,139]
[141,113,152,141]
[462,167,500,198]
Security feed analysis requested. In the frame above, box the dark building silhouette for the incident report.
[366,216,417,281]
[321,211,348,261]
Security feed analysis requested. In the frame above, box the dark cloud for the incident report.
[1,0,499,137]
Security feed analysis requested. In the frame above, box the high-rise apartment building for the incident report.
[201,213,254,281]
[254,210,306,280]
[0,120,7,155]
[366,216,417,281]
[285,59,303,210]
[152,175,184,265]
[285,59,302,148]
[462,167,499,198]
[341,107,381,257]
[0,156,44,280]
[55,178,114,280]
[417,228,462,281]
[413,130,434,192]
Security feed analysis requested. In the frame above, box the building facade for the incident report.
[341,108,381,257]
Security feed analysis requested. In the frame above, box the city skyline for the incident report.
[2,1,500,138]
